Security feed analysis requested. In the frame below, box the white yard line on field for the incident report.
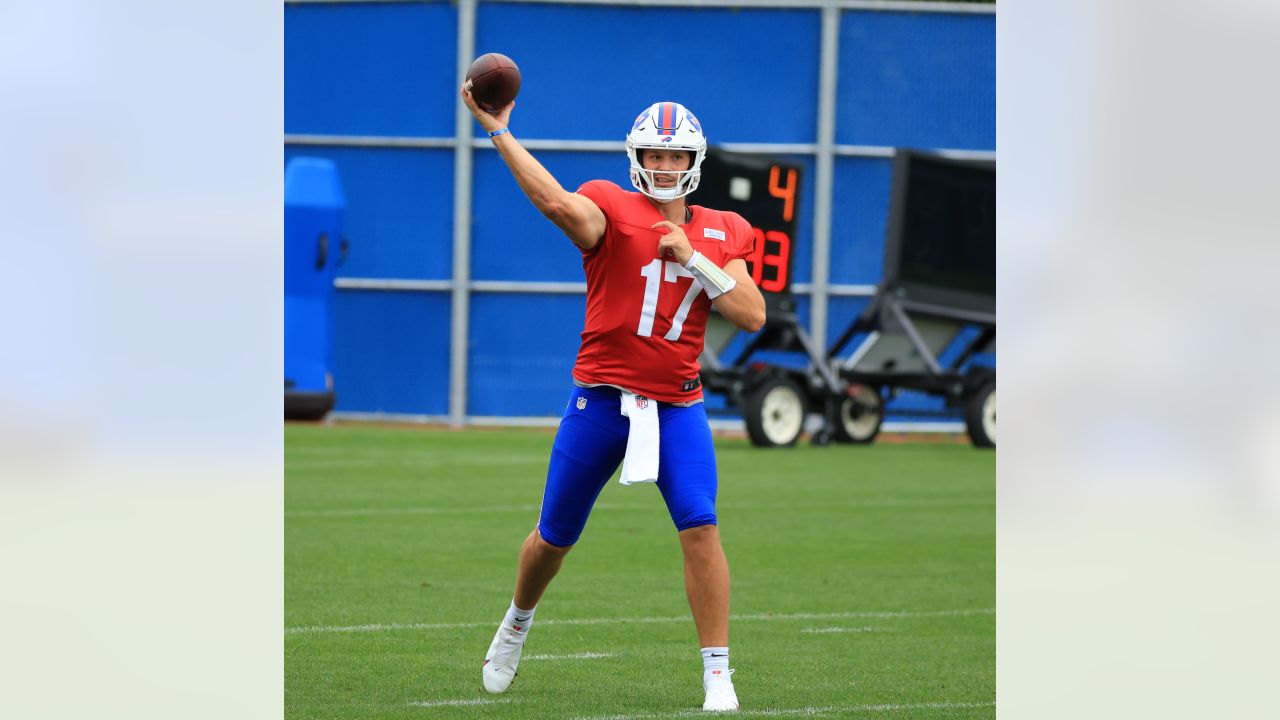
[285,502,642,518]
[286,504,539,518]
[718,499,992,511]
[570,701,995,720]
[286,499,990,519]
[800,626,888,634]
[524,651,613,660]
[286,608,993,635]
[407,697,519,708]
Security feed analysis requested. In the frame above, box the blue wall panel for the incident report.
[477,4,821,144]
[468,293,586,416]
[836,11,995,149]
[885,391,951,422]
[285,2,457,137]
[284,147,454,280]
[472,151,628,282]
[829,157,894,286]
[332,291,451,415]
[826,296,873,355]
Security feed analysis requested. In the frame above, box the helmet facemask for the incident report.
[625,102,707,203]
[628,147,702,202]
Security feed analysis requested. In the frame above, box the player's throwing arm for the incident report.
[460,71,606,251]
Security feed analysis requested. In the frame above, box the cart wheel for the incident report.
[964,381,996,448]
[833,385,883,444]
[744,376,808,447]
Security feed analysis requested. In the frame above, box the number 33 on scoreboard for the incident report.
[746,228,790,293]
[636,259,703,341]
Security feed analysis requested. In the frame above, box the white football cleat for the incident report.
[481,616,529,694]
[702,668,739,712]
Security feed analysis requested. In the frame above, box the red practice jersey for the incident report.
[572,180,755,403]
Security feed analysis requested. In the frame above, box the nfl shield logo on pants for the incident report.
[636,396,649,410]
[576,396,587,410]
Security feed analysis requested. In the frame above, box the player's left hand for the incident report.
[652,221,693,265]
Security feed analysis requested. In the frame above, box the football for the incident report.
[466,53,521,112]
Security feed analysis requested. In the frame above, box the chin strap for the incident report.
[684,251,737,299]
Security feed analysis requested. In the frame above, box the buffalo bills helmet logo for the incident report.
[686,111,703,135]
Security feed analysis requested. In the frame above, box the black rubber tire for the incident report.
[964,380,996,448]
[833,385,884,445]
[743,376,808,447]
[285,390,336,421]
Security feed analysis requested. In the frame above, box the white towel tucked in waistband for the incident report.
[619,391,659,485]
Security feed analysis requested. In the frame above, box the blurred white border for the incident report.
[0,1,282,717]
[1000,1,1280,717]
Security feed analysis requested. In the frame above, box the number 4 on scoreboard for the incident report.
[768,166,797,222]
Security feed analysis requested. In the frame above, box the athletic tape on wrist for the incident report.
[684,251,736,299]
[488,127,509,138]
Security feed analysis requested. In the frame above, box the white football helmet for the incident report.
[625,101,707,203]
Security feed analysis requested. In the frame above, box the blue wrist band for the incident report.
[488,127,509,138]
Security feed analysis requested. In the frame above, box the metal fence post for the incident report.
[450,0,478,427]
[811,4,841,353]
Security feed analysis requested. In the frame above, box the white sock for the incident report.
[701,646,729,677]
[508,600,535,633]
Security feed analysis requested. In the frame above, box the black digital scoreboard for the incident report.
[694,148,801,319]
[882,151,995,317]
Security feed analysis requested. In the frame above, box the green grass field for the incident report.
[285,424,994,719]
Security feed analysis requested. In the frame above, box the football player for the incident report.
[462,85,765,713]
